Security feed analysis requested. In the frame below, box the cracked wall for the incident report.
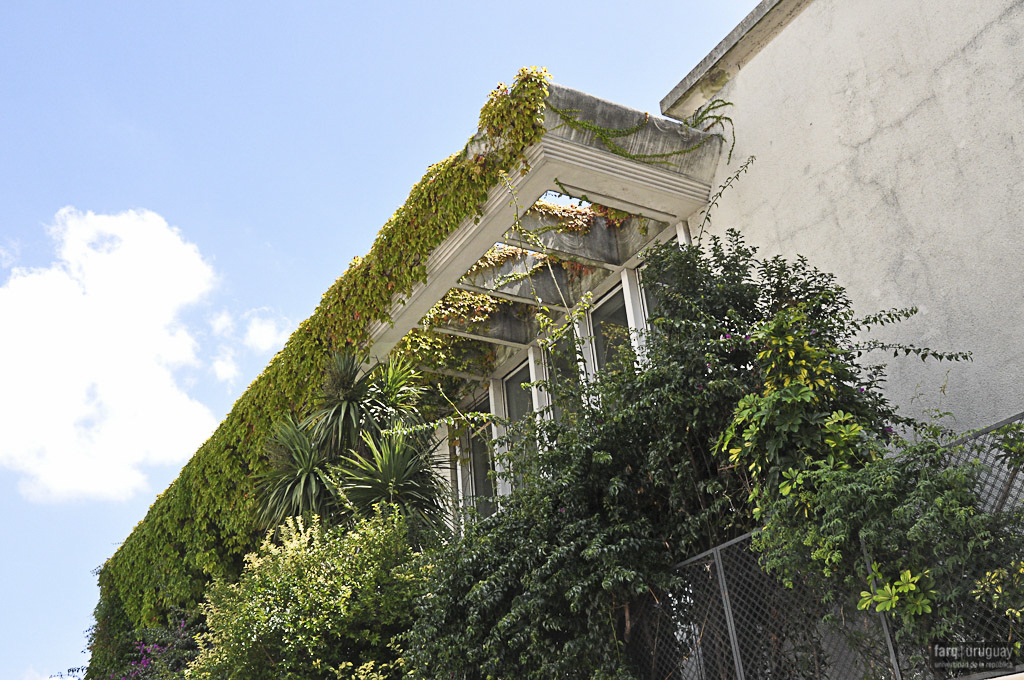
[699,0,1024,430]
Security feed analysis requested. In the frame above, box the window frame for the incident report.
[448,263,655,511]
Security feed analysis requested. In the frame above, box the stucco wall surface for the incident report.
[701,0,1024,431]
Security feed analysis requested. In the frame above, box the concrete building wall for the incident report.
[696,0,1024,430]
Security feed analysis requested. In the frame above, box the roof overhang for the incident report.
[368,82,724,365]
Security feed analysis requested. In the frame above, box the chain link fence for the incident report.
[627,411,1024,680]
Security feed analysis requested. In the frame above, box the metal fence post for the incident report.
[713,544,746,680]
[860,538,903,680]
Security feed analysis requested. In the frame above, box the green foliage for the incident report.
[253,351,449,552]
[187,509,424,680]
[82,579,139,680]
[257,415,341,531]
[257,353,437,533]
[974,558,1024,652]
[307,352,375,458]
[409,231,871,679]
[409,228,1020,675]
[87,66,550,677]
[993,422,1024,469]
[333,433,448,540]
[136,609,206,679]
[71,608,204,680]
[715,295,1022,647]
[752,425,1022,644]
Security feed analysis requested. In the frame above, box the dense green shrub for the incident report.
[407,227,1024,677]
[712,267,1024,646]
[187,507,423,680]
[408,231,905,679]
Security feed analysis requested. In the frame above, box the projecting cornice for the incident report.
[660,0,815,120]
[367,82,723,362]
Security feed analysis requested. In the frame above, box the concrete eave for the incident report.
[660,0,816,120]
[366,82,723,363]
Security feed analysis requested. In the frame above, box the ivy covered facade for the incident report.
[90,0,1024,675]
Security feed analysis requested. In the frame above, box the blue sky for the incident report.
[0,2,760,676]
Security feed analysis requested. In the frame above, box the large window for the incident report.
[545,330,580,421]
[501,362,535,487]
[451,265,655,513]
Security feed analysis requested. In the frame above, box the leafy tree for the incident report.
[408,231,898,679]
[187,507,424,680]
[720,305,1022,648]
[409,229,1024,677]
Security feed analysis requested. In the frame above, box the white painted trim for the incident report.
[454,439,471,510]
[488,378,513,497]
[575,312,597,383]
[527,345,548,413]
[621,268,649,358]
[538,136,713,209]
[366,129,714,365]
[675,219,693,246]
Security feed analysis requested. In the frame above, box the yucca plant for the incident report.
[332,431,449,539]
[365,355,425,434]
[258,352,446,535]
[306,352,375,460]
[257,415,347,530]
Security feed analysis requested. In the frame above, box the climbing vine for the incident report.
[547,96,735,166]
[528,199,595,233]
[87,65,737,680]
[86,66,552,679]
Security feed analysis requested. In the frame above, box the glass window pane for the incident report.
[546,332,580,421]
[548,332,580,384]
[467,397,495,517]
[504,363,533,425]
[592,287,629,369]
[638,266,660,320]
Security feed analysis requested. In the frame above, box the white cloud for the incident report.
[0,208,219,501]
[243,313,292,354]
[210,309,234,336]
[212,346,240,383]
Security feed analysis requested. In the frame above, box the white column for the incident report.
[676,218,693,245]
[575,312,597,383]
[527,345,548,413]
[621,267,648,356]
[488,378,513,497]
